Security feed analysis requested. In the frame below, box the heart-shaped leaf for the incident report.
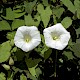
[37,4,52,28]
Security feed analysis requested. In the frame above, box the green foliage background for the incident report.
[0,0,80,80]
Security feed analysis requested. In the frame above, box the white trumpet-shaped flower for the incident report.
[43,23,70,50]
[14,26,41,52]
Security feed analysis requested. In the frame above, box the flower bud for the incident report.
[2,64,10,70]
[9,57,14,65]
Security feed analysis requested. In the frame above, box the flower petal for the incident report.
[21,39,41,52]
[14,40,25,49]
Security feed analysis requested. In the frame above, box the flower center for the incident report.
[53,36,58,40]
[24,34,31,43]
[51,32,60,40]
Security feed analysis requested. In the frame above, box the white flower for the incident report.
[43,23,70,50]
[14,26,41,52]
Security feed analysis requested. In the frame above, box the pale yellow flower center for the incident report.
[53,36,58,40]
[51,32,60,40]
[24,34,31,43]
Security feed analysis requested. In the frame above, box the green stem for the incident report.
[54,50,57,77]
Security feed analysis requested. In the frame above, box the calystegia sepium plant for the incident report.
[0,0,80,80]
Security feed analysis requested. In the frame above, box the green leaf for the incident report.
[0,20,11,31]
[11,47,17,53]
[61,0,76,14]
[35,68,42,78]
[53,0,56,2]
[24,0,37,14]
[63,51,74,60]
[44,49,52,60]
[14,12,25,18]
[28,66,37,77]
[76,9,80,19]
[14,5,22,9]
[42,0,48,6]
[61,17,72,29]
[12,19,25,30]
[0,73,6,80]
[1,8,15,20]
[25,58,41,68]
[13,9,22,13]
[74,0,80,9]
[76,28,80,37]
[71,42,80,58]
[7,72,13,80]
[20,74,27,80]
[24,14,40,27]
[37,4,52,28]
[27,72,37,80]
[10,39,14,47]
[68,38,74,46]
[34,44,43,54]
[76,39,80,43]
[41,45,49,55]
[35,44,49,58]
[73,0,80,19]
[37,4,44,14]
[53,7,64,18]
[0,9,3,14]
[0,41,11,63]
[13,9,26,18]
[6,31,16,40]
